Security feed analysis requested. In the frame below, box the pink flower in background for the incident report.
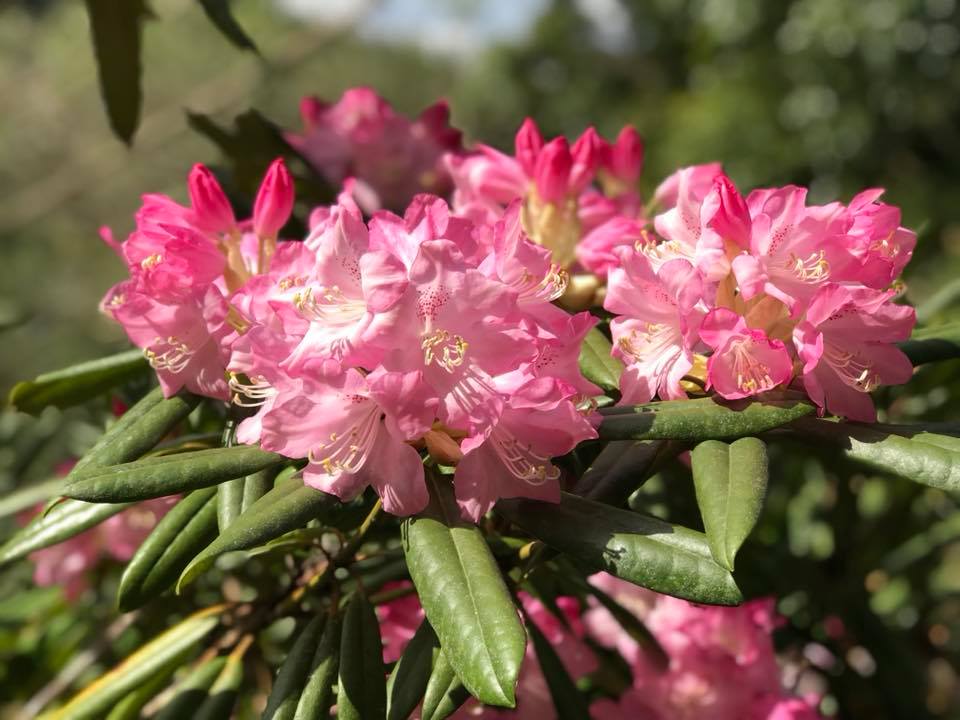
[287,87,463,213]
[27,497,176,601]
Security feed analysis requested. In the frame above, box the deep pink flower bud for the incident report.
[253,158,294,238]
[533,137,572,204]
[607,125,643,182]
[188,164,236,234]
[706,174,751,248]
[515,117,544,177]
[569,127,602,193]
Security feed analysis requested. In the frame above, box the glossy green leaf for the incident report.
[573,439,681,505]
[104,665,174,720]
[598,396,814,442]
[402,477,525,707]
[692,437,768,571]
[178,480,338,590]
[199,0,259,52]
[421,650,470,720]
[153,657,227,720]
[194,650,244,720]
[84,0,149,144]
[263,613,326,720]
[70,387,200,478]
[899,321,960,366]
[217,477,245,532]
[500,493,742,606]
[386,620,438,720]
[8,349,148,414]
[0,499,132,566]
[294,612,342,720]
[63,445,285,503]
[578,327,624,392]
[47,605,224,719]
[525,613,590,720]
[337,594,386,720]
[118,489,219,611]
[790,418,960,492]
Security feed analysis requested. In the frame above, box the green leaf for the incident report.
[153,657,228,720]
[421,649,471,720]
[789,418,960,492]
[104,665,175,720]
[402,476,525,707]
[386,620,438,720]
[217,477,245,532]
[499,493,742,606]
[691,437,768,571]
[84,0,149,144]
[63,445,285,503]
[242,467,276,512]
[194,648,244,720]
[573,439,681,506]
[337,594,386,720]
[578,327,624,392]
[118,489,219,611]
[199,0,259,53]
[598,396,814,443]
[899,321,960,365]
[524,612,590,720]
[69,387,200,478]
[294,611,342,720]
[263,614,327,720]
[0,477,67,519]
[178,480,338,590]
[0,499,132,566]
[48,605,224,719]
[8,350,148,414]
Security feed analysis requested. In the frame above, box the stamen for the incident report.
[144,336,192,374]
[228,373,276,408]
[514,264,569,303]
[292,285,366,326]
[729,339,775,394]
[307,405,380,475]
[140,253,163,270]
[824,345,880,391]
[785,250,830,283]
[422,329,469,373]
[490,426,560,486]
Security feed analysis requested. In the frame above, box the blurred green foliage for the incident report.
[1,0,959,717]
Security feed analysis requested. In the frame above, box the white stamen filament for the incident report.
[422,329,469,373]
[307,404,381,476]
[229,373,276,408]
[785,250,830,283]
[824,345,880,391]
[490,425,559,487]
[729,339,775,394]
[293,285,366,327]
[515,264,569,303]
[144,336,192,374]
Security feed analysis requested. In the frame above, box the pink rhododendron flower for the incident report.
[287,87,463,213]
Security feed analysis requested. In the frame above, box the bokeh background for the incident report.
[1,0,959,717]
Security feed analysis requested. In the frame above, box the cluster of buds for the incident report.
[375,573,823,719]
[100,88,918,521]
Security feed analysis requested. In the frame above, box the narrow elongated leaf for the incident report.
[70,387,200,478]
[178,480,338,590]
[84,0,149,144]
[402,477,525,707]
[63,446,285,503]
[199,0,259,52]
[692,437,768,571]
[0,477,67,519]
[118,489,219,611]
[294,612,342,720]
[421,650,470,720]
[242,467,276,511]
[8,349,148,414]
[578,327,624,392]
[153,657,227,720]
[48,605,225,719]
[573,439,680,505]
[500,493,742,605]
[598,396,814,442]
[525,614,590,720]
[338,594,386,720]
[263,614,326,720]
[0,499,132,565]
[899,321,960,365]
[789,418,960,492]
[387,620,438,720]
[194,649,244,720]
[217,477,245,531]
[104,665,174,720]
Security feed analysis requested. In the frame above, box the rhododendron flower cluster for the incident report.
[99,87,919,525]
[374,575,821,719]
[604,164,917,421]
[101,160,598,521]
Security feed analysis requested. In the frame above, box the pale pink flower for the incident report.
[606,250,704,403]
[700,308,793,400]
[792,285,914,421]
[287,87,463,213]
[653,162,723,211]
